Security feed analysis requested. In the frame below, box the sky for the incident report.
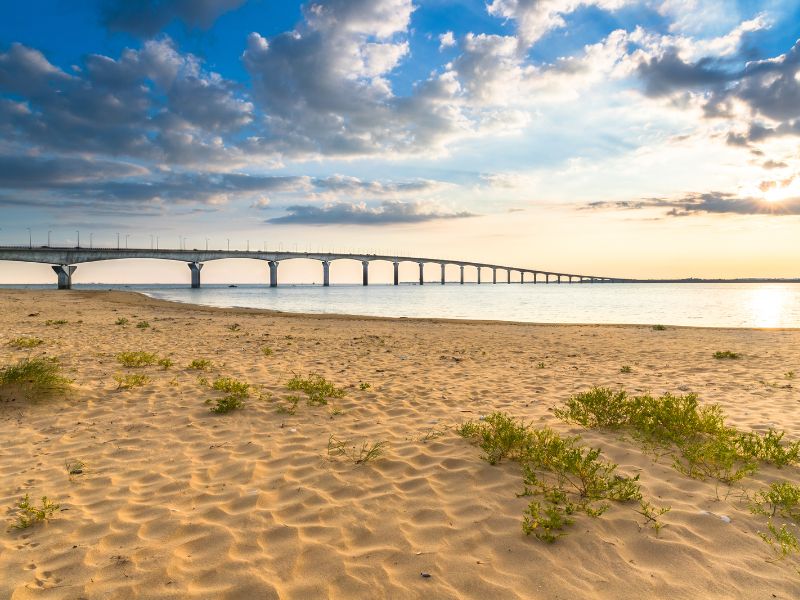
[1,0,800,284]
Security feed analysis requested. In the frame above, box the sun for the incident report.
[760,178,799,203]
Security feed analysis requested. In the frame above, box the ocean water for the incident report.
[5,282,800,328]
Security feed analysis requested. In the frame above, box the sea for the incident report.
[4,282,800,328]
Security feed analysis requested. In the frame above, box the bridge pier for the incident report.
[460,265,464,284]
[477,267,481,284]
[533,272,537,284]
[440,263,446,285]
[507,269,511,284]
[545,274,550,284]
[393,261,399,286]
[520,271,524,284]
[362,261,369,286]
[322,260,330,287]
[557,275,562,284]
[492,268,497,284]
[52,265,76,290]
[268,261,278,287]
[418,263,424,285]
[188,262,203,288]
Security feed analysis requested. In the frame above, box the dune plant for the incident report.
[65,459,85,477]
[714,350,740,359]
[45,319,68,326]
[188,359,212,370]
[227,323,241,331]
[11,494,60,529]
[262,347,273,357]
[275,394,300,415]
[286,373,346,406]
[652,324,667,331]
[116,351,158,368]
[0,356,71,397]
[620,365,632,374]
[205,376,249,413]
[555,388,800,483]
[8,337,43,349]
[114,373,149,389]
[458,412,646,542]
[327,435,387,464]
[158,357,174,369]
[135,320,150,329]
[115,317,129,326]
[358,382,371,390]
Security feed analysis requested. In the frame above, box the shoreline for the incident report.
[2,289,800,598]
[11,287,800,332]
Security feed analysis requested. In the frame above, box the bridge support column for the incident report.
[322,261,330,287]
[268,261,278,287]
[545,274,550,284]
[460,265,464,284]
[393,262,399,286]
[188,262,203,288]
[520,272,524,284]
[441,263,446,285]
[52,265,76,290]
[493,268,497,284]
[362,261,369,286]
[418,263,424,285]
[557,275,562,284]
[507,269,511,284]
[533,272,537,284]
[477,267,481,284]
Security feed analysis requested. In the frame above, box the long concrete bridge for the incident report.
[0,246,629,289]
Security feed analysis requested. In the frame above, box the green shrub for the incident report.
[713,350,740,359]
[262,347,273,357]
[12,494,60,529]
[158,357,174,369]
[114,373,149,389]
[286,373,346,406]
[750,482,800,520]
[45,319,68,326]
[327,435,387,464]
[276,394,300,415]
[458,412,648,542]
[135,320,150,329]
[759,520,800,559]
[8,337,43,349]
[227,323,241,331]
[652,324,667,331]
[188,359,212,371]
[205,376,249,413]
[116,351,158,368]
[115,317,129,326]
[358,382,371,391]
[0,357,71,397]
[555,387,800,482]
[620,365,632,374]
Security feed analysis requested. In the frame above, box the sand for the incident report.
[1,289,799,599]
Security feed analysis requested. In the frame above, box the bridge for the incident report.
[0,246,627,289]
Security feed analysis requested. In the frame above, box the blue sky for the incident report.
[1,0,800,282]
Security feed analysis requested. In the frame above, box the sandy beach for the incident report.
[1,289,799,599]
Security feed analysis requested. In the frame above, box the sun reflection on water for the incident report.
[748,286,791,328]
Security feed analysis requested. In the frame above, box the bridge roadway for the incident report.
[0,246,627,289]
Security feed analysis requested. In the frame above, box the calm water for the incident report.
[7,282,800,328]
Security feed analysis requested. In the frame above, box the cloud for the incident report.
[486,0,631,47]
[98,0,246,36]
[267,200,476,225]
[0,39,252,166]
[585,191,800,216]
[439,31,456,50]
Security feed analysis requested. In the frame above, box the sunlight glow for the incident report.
[748,286,791,328]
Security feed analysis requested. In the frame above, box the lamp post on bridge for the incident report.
[26,227,31,248]
[227,239,230,251]
[76,231,80,248]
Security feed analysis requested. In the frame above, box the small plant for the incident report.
[327,435,388,464]
[275,394,300,415]
[12,494,60,529]
[136,320,150,329]
[786,371,796,380]
[358,382,371,391]
[713,350,740,360]
[286,373,346,406]
[158,357,174,369]
[652,324,667,331]
[227,323,241,331]
[206,376,249,413]
[115,317,129,326]
[634,499,671,534]
[759,520,800,560]
[45,319,68,326]
[620,365,632,374]
[8,337,43,349]
[116,351,158,368]
[0,357,71,397]
[65,459,85,477]
[114,373,149,389]
[750,482,800,520]
[262,347,273,357]
[537,362,546,369]
[188,359,212,371]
